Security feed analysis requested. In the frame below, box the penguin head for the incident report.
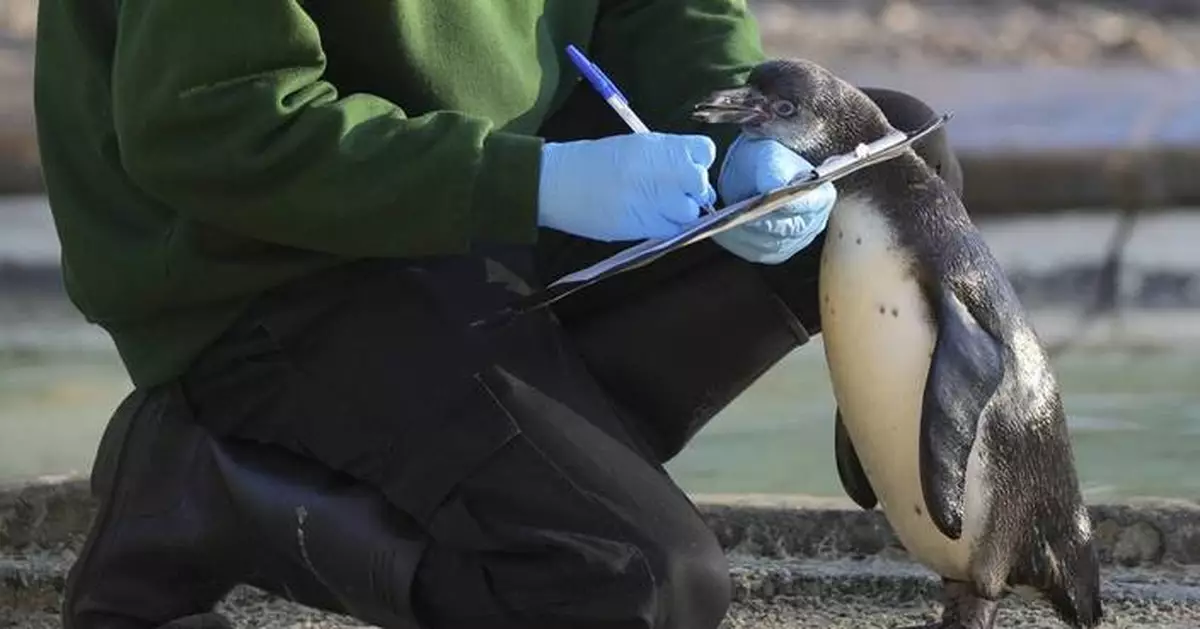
[692,58,896,164]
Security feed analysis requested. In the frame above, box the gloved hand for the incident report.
[713,134,837,265]
[537,133,718,242]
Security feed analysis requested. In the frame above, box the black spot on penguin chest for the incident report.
[839,157,969,293]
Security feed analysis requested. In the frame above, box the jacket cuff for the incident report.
[470,131,545,246]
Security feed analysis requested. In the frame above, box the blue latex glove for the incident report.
[713,134,837,264]
[538,133,718,242]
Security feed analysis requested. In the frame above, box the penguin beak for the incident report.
[692,87,771,126]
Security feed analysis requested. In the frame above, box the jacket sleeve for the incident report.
[588,0,768,179]
[110,0,543,258]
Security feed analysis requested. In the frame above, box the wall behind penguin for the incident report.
[1,0,1199,502]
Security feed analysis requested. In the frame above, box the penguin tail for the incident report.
[1041,535,1104,628]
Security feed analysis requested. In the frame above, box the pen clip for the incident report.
[566,44,627,104]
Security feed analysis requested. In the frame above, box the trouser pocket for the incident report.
[180,258,527,529]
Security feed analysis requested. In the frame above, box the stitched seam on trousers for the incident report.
[470,369,660,607]
[471,370,626,533]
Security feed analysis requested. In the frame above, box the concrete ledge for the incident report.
[697,498,1200,567]
[4,477,1198,566]
[0,478,92,553]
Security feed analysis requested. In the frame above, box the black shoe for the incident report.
[63,383,427,629]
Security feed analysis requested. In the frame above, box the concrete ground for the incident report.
[5,555,1200,628]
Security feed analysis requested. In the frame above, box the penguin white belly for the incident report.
[818,195,977,581]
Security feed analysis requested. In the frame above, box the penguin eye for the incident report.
[772,100,796,117]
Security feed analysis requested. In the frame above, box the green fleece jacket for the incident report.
[33,0,768,387]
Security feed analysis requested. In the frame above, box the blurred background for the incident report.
[1,0,1198,503]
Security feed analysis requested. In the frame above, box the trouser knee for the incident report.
[517,522,731,629]
[641,527,732,629]
[412,503,730,629]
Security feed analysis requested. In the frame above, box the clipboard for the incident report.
[472,112,952,329]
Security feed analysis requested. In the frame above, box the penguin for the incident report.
[692,59,1103,629]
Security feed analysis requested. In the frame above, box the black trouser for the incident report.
[175,88,960,629]
[180,246,761,629]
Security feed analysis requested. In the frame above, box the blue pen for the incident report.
[566,44,651,133]
[566,44,716,214]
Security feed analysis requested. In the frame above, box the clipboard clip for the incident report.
[472,112,953,329]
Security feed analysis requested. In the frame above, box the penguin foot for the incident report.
[896,579,1001,629]
[927,579,1000,629]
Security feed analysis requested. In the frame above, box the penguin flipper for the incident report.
[834,408,877,510]
[919,288,1005,540]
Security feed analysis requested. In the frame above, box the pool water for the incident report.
[666,340,1200,501]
